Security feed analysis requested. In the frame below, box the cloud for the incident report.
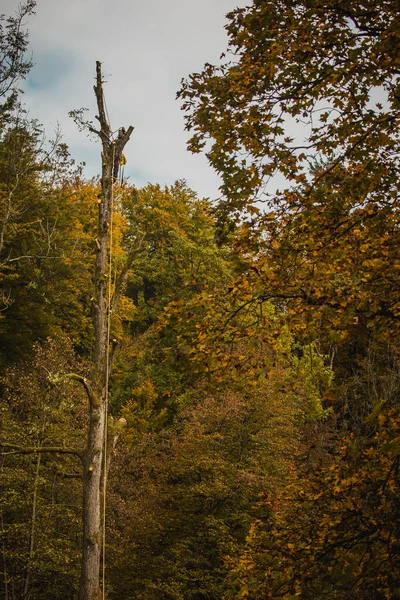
[4,0,239,200]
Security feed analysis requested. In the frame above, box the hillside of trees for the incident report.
[1,1,399,599]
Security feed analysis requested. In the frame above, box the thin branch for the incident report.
[88,125,100,136]
[0,443,83,462]
[5,254,65,263]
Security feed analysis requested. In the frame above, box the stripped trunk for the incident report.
[78,61,133,600]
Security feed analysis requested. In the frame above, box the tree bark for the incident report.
[78,61,133,600]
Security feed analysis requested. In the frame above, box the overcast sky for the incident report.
[4,0,241,200]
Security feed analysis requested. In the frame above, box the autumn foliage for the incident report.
[1,1,400,599]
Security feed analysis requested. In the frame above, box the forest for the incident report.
[0,0,399,599]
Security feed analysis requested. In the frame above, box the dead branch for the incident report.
[0,443,83,462]
[64,373,100,408]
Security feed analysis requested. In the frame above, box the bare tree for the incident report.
[77,61,133,600]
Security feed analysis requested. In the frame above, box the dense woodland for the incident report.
[1,1,400,599]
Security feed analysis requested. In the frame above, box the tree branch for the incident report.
[0,443,83,462]
[65,373,100,408]
[93,61,134,156]
[88,125,101,136]
[94,61,111,142]
[308,115,395,194]
[51,373,100,408]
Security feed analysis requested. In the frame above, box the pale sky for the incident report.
[4,0,241,200]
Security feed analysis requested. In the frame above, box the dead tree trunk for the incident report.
[0,61,133,600]
[78,61,133,600]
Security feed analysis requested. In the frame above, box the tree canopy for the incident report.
[179,0,400,338]
[0,1,36,121]
[1,1,400,599]
[179,0,400,213]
